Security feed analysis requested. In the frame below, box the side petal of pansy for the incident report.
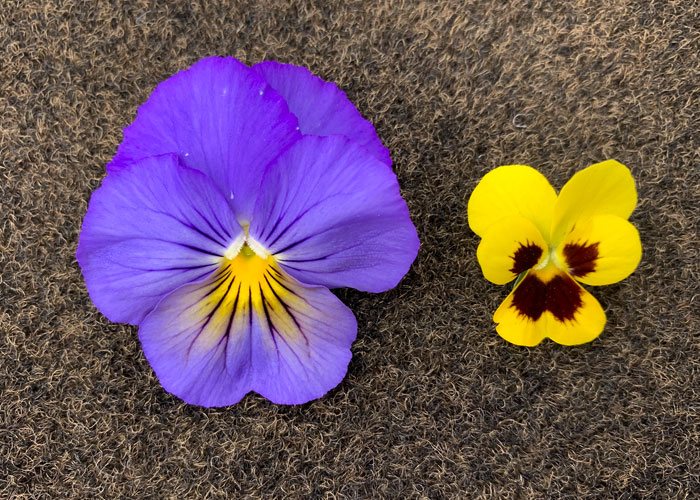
[76,154,243,325]
[467,165,557,242]
[493,267,607,346]
[550,159,637,246]
[248,135,419,293]
[556,214,642,286]
[139,251,357,406]
[476,215,548,285]
[253,61,392,167]
[108,56,302,221]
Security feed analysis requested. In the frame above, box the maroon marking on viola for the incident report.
[511,273,583,322]
[510,242,543,275]
[545,274,583,321]
[563,241,599,277]
[511,274,547,320]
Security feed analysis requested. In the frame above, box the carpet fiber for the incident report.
[1,1,698,498]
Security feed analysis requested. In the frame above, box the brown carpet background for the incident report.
[1,1,698,498]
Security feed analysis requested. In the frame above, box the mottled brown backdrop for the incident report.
[1,1,698,498]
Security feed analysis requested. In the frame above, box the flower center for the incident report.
[533,247,564,271]
[201,241,298,339]
[225,243,272,288]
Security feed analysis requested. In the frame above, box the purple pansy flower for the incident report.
[77,57,419,407]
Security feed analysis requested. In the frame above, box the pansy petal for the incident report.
[138,267,254,407]
[253,61,392,166]
[77,154,243,325]
[108,56,301,220]
[556,214,642,286]
[251,266,357,404]
[249,135,419,292]
[477,215,548,285]
[138,254,356,407]
[468,165,557,240]
[550,160,637,246]
[493,268,606,346]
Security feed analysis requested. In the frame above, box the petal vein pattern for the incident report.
[76,154,243,325]
[139,249,357,406]
[250,135,419,292]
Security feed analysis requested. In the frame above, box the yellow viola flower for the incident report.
[468,160,642,346]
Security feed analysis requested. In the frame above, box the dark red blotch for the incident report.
[511,273,583,322]
[563,241,599,277]
[510,242,543,275]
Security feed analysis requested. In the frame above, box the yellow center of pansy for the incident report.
[195,242,304,349]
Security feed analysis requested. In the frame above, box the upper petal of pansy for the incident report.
[468,165,557,241]
[476,215,548,285]
[550,160,637,246]
[555,214,642,286]
[108,56,302,221]
[76,154,243,325]
[138,251,357,406]
[493,265,607,346]
[253,61,392,167]
[249,135,419,293]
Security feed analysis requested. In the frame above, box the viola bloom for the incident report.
[468,160,642,346]
[77,57,419,406]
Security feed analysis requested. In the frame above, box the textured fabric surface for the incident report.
[1,1,697,498]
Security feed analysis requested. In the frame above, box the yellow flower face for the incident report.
[468,160,642,346]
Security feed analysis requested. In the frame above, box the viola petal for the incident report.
[138,266,255,407]
[468,165,557,241]
[77,154,242,325]
[138,256,356,406]
[108,56,301,221]
[550,160,637,246]
[493,268,607,346]
[476,215,548,285]
[251,266,357,405]
[556,214,642,286]
[253,61,392,166]
[249,135,419,292]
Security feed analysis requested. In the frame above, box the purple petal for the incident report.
[251,268,356,404]
[253,61,392,167]
[138,259,356,406]
[109,56,301,220]
[77,154,242,325]
[249,135,419,292]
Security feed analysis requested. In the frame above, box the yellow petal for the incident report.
[556,214,642,286]
[550,160,637,246]
[477,215,548,285]
[468,165,557,240]
[493,267,606,346]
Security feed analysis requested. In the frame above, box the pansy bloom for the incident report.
[468,160,642,346]
[77,57,419,406]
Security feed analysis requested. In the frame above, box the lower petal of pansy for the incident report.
[251,266,357,405]
[493,267,606,346]
[138,247,356,407]
[249,135,419,293]
[556,214,642,286]
[76,154,243,325]
[477,215,548,285]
